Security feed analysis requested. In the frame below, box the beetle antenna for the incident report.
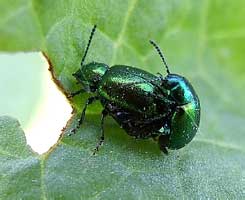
[149,40,170,74]
[81,25,97,66]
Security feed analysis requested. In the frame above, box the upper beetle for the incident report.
[69,25,200,154]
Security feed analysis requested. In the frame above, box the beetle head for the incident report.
[163,74,196,105]
[73,62,109,92]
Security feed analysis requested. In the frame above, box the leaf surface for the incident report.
[0,0,245,199]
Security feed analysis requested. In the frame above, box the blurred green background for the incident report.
[0,53,45,128]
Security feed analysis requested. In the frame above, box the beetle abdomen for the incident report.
[101,101,167,139]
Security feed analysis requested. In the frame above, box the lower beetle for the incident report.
[69,25,200,154]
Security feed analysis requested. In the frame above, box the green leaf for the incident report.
[0,116,41,199]
[1,0,245,199]
[0,0,44,51]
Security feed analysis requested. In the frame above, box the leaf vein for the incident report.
[110,0,138,65]
[0,5,28,27]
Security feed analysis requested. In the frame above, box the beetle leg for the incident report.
[158,135,169,155]
[69,96,99,135]
[67,89,85,99]
[161,147,169,155]
[93,109,108,155]
[152,134,169,154]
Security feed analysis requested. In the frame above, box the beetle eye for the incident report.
[160,79,168,88]
[176,106,185,115]
[163,80,180,92]
[161,79,172,89]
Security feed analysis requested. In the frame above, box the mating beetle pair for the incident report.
[69,25,200,154]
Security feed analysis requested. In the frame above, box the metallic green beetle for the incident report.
[69,25,200,154]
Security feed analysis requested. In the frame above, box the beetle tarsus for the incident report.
[69,119,82,135]
[93,136,104,155]
[158,135,170,155]
[162,147,169,155]
[68,128,76,136]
